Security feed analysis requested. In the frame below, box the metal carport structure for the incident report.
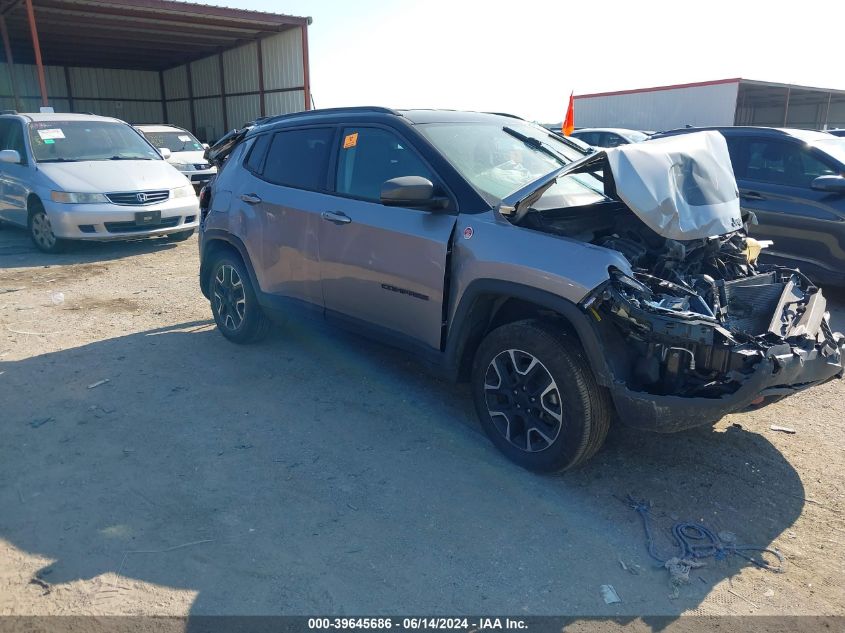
[0,0,312,141]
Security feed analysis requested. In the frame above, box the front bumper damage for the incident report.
[586,271,845,432]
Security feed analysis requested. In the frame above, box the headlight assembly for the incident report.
[50,191,109,204]
[171,184,196,199]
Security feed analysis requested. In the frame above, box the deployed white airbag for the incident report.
[605,131,742,240]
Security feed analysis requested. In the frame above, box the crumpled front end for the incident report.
[584,256,844,431]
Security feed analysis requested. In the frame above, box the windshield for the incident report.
[417,121,606,205]
[28,121,161,162]
[813,138,845,166]
[622,130,649,143]
[141,130,204,153]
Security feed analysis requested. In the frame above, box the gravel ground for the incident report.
[1,225,844,618]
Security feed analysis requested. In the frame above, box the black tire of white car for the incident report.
[166,229,195,242]
[471,320,611,472]
[28,204,65,254]
[208,254,271,344]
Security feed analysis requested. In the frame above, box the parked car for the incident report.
[0,112,199,252]
[569,127,650,147]
[135,124,216,192]
[651,126,845,285]
[198,107,844,472]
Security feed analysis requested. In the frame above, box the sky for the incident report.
[205,0,842,123]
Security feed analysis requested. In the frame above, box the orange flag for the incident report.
[562,92,575,136]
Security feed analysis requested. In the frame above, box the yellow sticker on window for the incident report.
[343,132,358,149]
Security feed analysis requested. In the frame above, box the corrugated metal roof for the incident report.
[0,0,311,70]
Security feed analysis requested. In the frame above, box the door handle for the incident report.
[240,193,262,204]
[741,191,766,201]
[321,210,352,225]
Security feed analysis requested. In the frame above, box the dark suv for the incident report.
[198,108,843,472]
[651,126,845,285]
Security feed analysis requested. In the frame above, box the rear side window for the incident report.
[244,133,270,174]
[336,127,434,201]
[262,128,334,190]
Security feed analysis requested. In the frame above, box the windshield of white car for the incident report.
[141,130,204,152]
[28,121,161,162]
[417,121,607,204]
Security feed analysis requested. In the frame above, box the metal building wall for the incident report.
[574,82,740,130]
[0,62,163,122]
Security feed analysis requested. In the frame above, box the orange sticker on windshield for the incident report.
[343,132,358,149]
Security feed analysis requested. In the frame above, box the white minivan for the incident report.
[0,112,199,253]
[135,124,217,193]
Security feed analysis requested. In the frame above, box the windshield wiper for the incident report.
[37,157,80,163]
[108,156,153,160]
[503,126,570,166]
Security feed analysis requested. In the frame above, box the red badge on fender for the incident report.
[463,226,473,240]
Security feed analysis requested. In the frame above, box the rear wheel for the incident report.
[165,229,195,242]
[208,253,271,343]
[471,319,611,472]
[28,203,65,253]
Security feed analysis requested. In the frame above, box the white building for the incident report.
[573,78,845,132]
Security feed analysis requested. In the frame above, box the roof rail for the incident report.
[484,111,524,120]
[258,106,401,127]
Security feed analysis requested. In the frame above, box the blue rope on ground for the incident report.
[626,495,784,573]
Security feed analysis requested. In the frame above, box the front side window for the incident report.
[745,140,835,187]
[335,127,434,201]
[262,127,334,190]
[0,119,26,163]
[27,121,161,162]
[141,129,203,152]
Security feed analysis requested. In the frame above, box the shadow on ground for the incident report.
[0,312,805,619]
[0,223,181,269]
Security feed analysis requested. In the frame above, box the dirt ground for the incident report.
[1,224,844,618]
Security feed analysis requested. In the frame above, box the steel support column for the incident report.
[301,23,310,110]
[159,70,168,123]
[218,53,228,131]
[186,62,197,134]
[24,0,48,106]
[256,38,265,117]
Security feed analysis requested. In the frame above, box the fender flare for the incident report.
[443,278,612,386]
[199,230,261,299]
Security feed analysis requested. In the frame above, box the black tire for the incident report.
[165,229,195,242]
[471,319,611,472]
[28,202,66,253]
[207,252,271,344]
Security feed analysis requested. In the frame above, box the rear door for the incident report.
[318,125,457,350]
[725,134,845,280]
[240,126,336,308]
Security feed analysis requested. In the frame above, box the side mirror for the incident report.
[811,175,845,194]
[380,176,448,210]
[202,143,210,150]
[0,149,21,164]
[158,147,172,160]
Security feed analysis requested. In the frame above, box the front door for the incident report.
[0,119,30,226]
[726,135,845,281]
[319,126,456,350]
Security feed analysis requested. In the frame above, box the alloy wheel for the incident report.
[31,212,57,250]
[483,349,564,452]
[212,264,247,331]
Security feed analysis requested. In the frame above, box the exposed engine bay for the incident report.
[503,132,845,410]
[521,201,843,399]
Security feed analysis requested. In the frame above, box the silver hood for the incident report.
[500,131,743,241]
[38,159,190,193]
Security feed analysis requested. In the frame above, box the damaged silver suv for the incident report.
[199,108,844,472]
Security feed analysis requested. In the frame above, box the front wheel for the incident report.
[471,319,611,472]
[29,206,65,253]
[208,254,271,343]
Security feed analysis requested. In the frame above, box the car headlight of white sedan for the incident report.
[50,191,109,204]
[171,184,196,198]
[173,163,193,171]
